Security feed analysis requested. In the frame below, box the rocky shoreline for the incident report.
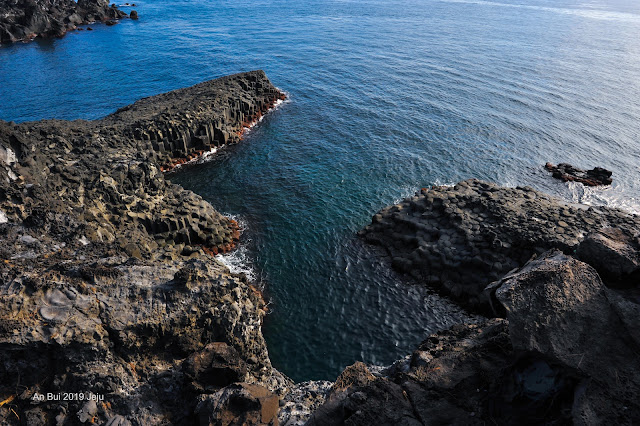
[0,0,134,44]
[1,68,639,425]
[315,180,640,425]
[0,71,291,425]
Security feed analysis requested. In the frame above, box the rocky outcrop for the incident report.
[496,250,640,425]
[0,71,290,425]
[545,162,613,186]
[336,180,640,424]
[360,179,640,311]
[0,0,127,44]
[307,251,640,425]
[103,72,286,172]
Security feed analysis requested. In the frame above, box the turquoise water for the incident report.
[2,0,640,381]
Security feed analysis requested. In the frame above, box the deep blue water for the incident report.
[2,0,640,381]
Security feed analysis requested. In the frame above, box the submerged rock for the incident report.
[545,162,613,186]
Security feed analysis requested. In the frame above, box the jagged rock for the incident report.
[360,179,640,311]
[195,383,279,426]
[0,0,127,44]
[277,381,332,426]
[307,250,640,425]
[495,250,640,425]
[545,162,613,186]
[307,320,525,426]
[0,71,290,425]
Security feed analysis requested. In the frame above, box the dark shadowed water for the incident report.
[1,0,640,381]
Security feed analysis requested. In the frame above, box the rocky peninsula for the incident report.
[1,69,639,425]
[0,0,131,44]
[0,71,290,425]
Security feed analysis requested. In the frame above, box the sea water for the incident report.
[1,0,639,381]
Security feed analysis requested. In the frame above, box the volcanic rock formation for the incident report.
[313,180,640,425]
[0,0,127,44]
[0,71,289,425]
[360,179,640,312]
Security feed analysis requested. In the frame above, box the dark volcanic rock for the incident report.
[308,251,640,425]
[129,10,138,20]
[307,320,518,426]
[496,250,640,425]
[195,383,280,426]
[360,179,640,311]
[184,342,249,393]
[0,71,290,425]
[0,0,127,44]
[576,227,640,285]
[545,162,613,186]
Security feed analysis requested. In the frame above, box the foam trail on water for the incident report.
[565,182,640,215]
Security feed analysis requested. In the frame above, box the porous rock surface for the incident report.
[0,71,290,425]
[360,179,640,311]
[0,0,127,44]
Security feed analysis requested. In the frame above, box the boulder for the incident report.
[130,10,138,19]
[195,383,279,426]
[576,228,640,285]
[495,250,640,424]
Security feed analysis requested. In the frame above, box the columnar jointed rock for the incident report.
[545,162,613,186]
[0,0,127,44]
[104,72,287,171]
[0,71,290,425]
[360,179,640,311]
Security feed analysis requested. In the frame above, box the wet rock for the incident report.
[545,162,613,186]
[195,383,279,426]
[129,10,138,19]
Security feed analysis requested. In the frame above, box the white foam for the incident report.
[215,215,258,282]
[216,245,257,282]
[564,182,640,215]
